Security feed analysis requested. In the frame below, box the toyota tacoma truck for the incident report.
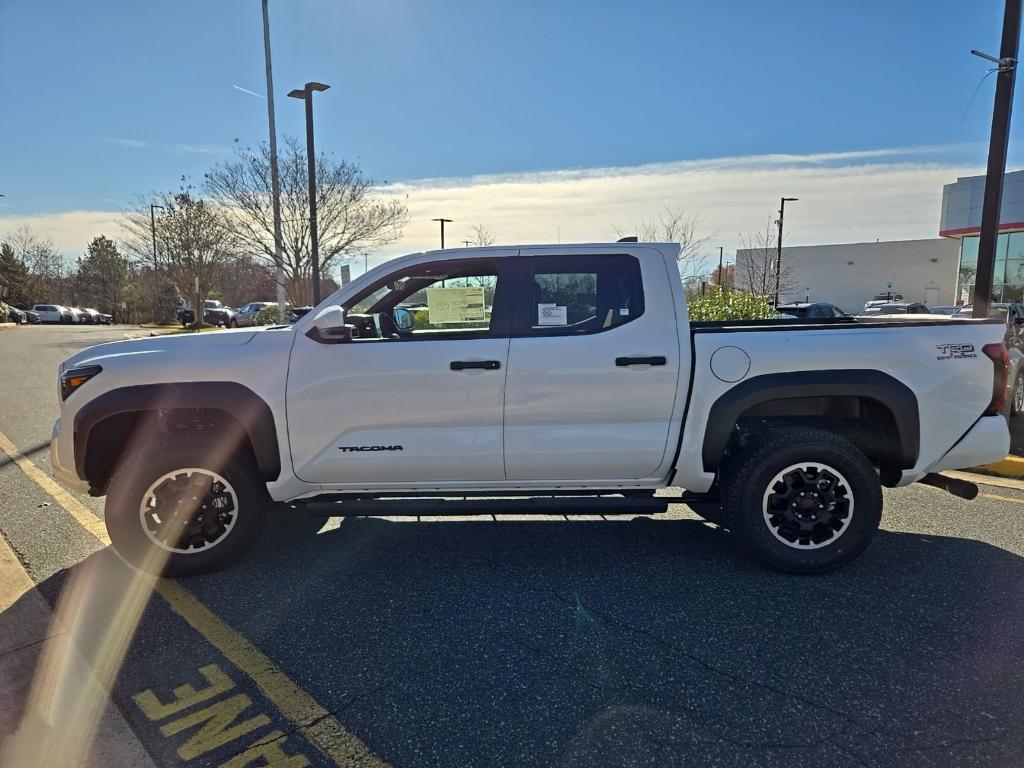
[50,243,1011,576]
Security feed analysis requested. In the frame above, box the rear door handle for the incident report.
[450,360,501,371]
[616,356,667,367]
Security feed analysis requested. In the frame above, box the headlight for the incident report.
[60,365,102,401]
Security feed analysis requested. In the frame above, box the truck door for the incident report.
[503,250,683,481]
[286,255,514,485]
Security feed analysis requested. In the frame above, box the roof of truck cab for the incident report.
[413,242,682,259]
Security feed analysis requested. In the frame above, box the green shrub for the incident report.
[253,306,288,326]
[687,288,774,321]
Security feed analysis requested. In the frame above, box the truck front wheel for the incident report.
[721,427,881,574]
[104,437,268,576]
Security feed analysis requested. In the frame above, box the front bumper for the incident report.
[50,418,89,494]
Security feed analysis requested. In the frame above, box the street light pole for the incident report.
[288,81,330,306]
[149,204,164,324]
[972,0,1022,317]
[261,0,288,319]
[432,218,452,249]
[774,197,798,306]
[718,246,724,291]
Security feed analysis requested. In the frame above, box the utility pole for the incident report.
[774,197,798,306]
[288,82,330,305]
[149,203,164,323]
[718,246,724,291]
[432,218,453,249]
[261,0,287,319]
[972,0,1022,318]
[462,240,472,247]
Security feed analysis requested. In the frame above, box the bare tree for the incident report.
[613,206,713,280]
[203,137,408,305]
[5,224,72,304]
[468,223,496,246]
[122,183,237,323]
[736,214,797,300]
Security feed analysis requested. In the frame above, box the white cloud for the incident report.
[175,144,231,155]
[107,138,148,148]
[0,146,984,273]
[0,210,123,257]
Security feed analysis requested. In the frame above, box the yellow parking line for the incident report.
[982,492,1024,505]
[0,429,388,767]
[0,525,34,612]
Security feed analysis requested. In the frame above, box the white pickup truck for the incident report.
[50,243,1011,576]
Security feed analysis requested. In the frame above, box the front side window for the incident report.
[343,259,506,340]
[517,255,644,336]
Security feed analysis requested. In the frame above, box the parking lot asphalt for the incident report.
[2,324,1024,767]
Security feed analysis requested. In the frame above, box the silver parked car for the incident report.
[232,301,277,327]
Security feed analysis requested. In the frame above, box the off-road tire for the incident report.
[721,427,881,574]
[104,435,268,576]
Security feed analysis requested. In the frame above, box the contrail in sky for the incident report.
[231,84,265,99]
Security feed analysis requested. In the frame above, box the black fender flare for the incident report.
[73,382,281,482]
[701,369,920,472]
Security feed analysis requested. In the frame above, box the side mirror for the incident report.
[306,306,354,344]
[392,307,414,332]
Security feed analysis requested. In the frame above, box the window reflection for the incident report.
[957,232,1024,305]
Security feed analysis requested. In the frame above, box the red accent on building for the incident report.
[939,220,1024,237]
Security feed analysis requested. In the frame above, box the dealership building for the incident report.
[734,169,1024,313]
[939,169,1024,305]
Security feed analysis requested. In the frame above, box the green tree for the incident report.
[0,241,31,307]
[75,236,133,317]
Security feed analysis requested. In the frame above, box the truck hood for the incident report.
[59,328,262,372]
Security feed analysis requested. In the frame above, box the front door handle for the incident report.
[616,356,667,367]
[450,360,501,371]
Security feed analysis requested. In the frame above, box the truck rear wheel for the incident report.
[721,427,881,574]
[104,437,268,576]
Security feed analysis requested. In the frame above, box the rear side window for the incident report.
[516,254,644,336]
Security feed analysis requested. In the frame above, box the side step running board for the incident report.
[304,494,707,518]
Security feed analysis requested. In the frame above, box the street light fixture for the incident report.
[432,218,453,249]
[150,203,165,323]
[774,197,798,306]
[288,81,330,305]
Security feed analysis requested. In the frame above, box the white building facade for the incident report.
[734,238,960,314]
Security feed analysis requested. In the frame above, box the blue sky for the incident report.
[0,0,1019,263]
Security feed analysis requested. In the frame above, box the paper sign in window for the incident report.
[426,286,487,324]
[537,304,568,325]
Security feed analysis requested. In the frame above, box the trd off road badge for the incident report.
[935,343,977,360]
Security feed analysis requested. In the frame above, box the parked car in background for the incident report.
[288,306,314,322]
[232,301,277,327]
[955,303,1024,345]
[864,291,904,310]
[177,299,236,327]
[928,305,959,316]
[5,305,26,324]
[82,308,113,325]
[775,302,848,319]
[31,304,71,323]
[859,302,929,315]
[66,307,89,323]
[23,309,40,324]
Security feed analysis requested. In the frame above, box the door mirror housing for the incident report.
[392,307,414,332]
[306,306,355,344]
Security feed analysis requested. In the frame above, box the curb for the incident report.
[973,455,1024,479]
[0,323,16,331]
